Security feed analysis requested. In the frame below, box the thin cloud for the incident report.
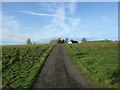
[67,2,77,14]
[2,29,27,42]
[19,10,68,19]
[2,3,82,45]
[102,16,109,23]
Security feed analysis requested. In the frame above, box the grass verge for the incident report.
[66,41,119,88]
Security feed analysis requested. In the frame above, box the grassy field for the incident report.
[66,41,119,88]
[2,44,54,88]
[0,47,1,88]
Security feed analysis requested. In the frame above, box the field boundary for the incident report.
[30,44,55,88]
[65,44,99,87]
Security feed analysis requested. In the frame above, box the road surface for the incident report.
[32,44,95,88]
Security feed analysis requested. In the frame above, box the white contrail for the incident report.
[19,10,68,19]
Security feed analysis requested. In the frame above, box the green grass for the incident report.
[66,41,119,88]
[2,44,54,88]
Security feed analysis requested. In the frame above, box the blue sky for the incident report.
[2,2,118,45]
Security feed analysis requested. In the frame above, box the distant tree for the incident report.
[63,39,65,43]
[27,38,32,44]
[50,38,65,44]
[61,39,65,43]
[57,38,62,43]
[81,38,87,42]
[65,38,68,43]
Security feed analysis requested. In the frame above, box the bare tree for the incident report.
[65,38,68,43]
[81,38,87,42]
[27,38,32,44]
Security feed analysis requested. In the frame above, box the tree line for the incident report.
[49,38,88,44]
[26,37,87,44]
[26,37,113,45]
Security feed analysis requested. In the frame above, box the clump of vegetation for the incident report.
[81,38,87,43]
[66,41,119,88]
[50,38,65,44]
[2,44,54,88]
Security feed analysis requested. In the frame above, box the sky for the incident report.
[1,2,118,45]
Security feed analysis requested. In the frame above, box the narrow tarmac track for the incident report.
[32,44,95,88]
